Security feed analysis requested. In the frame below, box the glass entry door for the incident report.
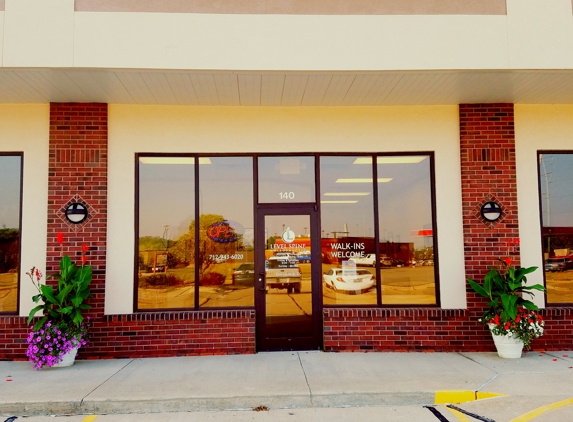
[255,208,322,351]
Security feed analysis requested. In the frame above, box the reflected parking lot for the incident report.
[137,261,436,310]
[546,270,573,303]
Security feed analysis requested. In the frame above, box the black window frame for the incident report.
[537,150,573,306]
[0,152,24,315]
[134,152,440,311]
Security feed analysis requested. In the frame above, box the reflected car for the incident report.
[381,259,392,269]
[273,252,297,262]
[322,268,375,292]
[266,256,302,293]
[232,262,255,286]
[545,257,573,272]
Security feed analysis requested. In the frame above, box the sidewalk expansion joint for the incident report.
[296,352,314,406]
[457,352,501,390]
[79,359,136,410]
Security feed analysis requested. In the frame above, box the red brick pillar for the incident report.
[48,103,108,319]
[460,103,519,294]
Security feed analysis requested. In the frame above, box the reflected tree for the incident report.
[170,214,239,278]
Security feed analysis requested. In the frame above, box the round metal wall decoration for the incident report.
[65,202,88,224]
[480,201,502,222]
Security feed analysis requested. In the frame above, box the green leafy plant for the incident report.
[468,257,545,321]
[25,233,92,369]
[27,235,92,333]
[468,246,547,347]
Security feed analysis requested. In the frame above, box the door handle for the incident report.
[258,272,266,292]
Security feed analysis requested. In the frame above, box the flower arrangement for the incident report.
[25,319,89,369]
[26,233,92,369]
[468,238,546,349]
[482,308,544,348]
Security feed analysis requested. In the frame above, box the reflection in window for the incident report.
[199,157,254,308]
[320,156,376,305]
[258,156,315,203]
[137,156,195,310]
[539,153,573,304]
[0,154,22,313]
[377,155,436,305]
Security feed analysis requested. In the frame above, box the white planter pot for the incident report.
[52,344,79,368]
[489,326,524,359]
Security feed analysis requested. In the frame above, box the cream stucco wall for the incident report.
[1,0,573,72]
[0,104,49,316]
[73,13,508,71]
[514,105,573,308]
[106,105,466,313]
[3,0,74,68]
[507,0,573,69]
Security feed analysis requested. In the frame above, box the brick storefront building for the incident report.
[1,1,573,359]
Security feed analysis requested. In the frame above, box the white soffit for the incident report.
[1,69,573,105]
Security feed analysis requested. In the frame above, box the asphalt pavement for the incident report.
[2,350,573,421]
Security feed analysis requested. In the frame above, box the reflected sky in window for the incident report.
[0,156,21,229]
[377,156,433,249]
[540,154,573,227]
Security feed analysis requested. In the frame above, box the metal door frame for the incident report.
[255,205,323,351]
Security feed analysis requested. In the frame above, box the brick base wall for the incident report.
[324,308,573,352]
[89,310,256,358]
[0,311,255,360]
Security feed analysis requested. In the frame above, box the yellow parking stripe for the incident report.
[509,398,573,422]
[82,416,98,422]
[435,390,507,405]
[447,407,472,422]
[435,390,475,405]
[476,391,506,400]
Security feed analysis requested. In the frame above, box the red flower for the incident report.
[513,238,520,245]
[503,257,512,266]
[56,232,64,245]
[82,244,89,253]
[81,255,87,265]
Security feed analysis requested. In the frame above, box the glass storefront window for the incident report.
[320,156,376,305]
[136,153,438,310]
[0,154,22,314]
[539,152,573,304]
[377,155,436,305]
[258,156,315,203]
[137,156,195,310]
[199,157,254,308]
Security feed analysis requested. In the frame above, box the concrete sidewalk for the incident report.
[2,350,573,418]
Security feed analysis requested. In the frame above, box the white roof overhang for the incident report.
[1,68,573,106]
